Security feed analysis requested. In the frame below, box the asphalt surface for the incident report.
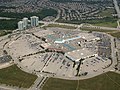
[29,76,48,90]
[113,0,120,18]
[39,21,120,30]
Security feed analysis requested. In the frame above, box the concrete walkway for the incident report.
[28,76,48,90]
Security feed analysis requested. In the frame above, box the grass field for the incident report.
[0,65,37,88]
[0,30,12,36]
[43,72,120,90]
[44,24,77,29]
[89,8,117,28]
[57,15,118,28]
[92,21,117,28]
[108,32,120,38]
[84,17,117,28]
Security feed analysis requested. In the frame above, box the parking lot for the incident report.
[0,27,114,79]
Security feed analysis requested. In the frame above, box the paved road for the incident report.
[110,35,118,68]
[113,0,120,18]
[39,21,80,28]
[0,86,12,90]
[0,62,13,69]
[53,9,61,22]
[86,25,120,30]
[0,85,19,90]
[39,21,120,31]
[0,17,15,20]
[28,76,48,90]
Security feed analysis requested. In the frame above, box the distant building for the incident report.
[30,16,39,27]
[22,18,28,29]
[18,21,24,30]
[17,16,39,30]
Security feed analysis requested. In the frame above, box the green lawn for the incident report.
[0,65,37,88]
[44,24,77,29]
[39,23,44,26]
[0,30,12,36]
[84,17,118,28]
[43,72,120,90]
[57,17,118,28]
[92,21,117,28]
[109,32,120,38]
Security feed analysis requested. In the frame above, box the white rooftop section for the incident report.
[40,43,51,49]
[23,17,28,20]
[54,33,100,44]
[18,21,23,23]
[54,39,65,44]
[65,48,98,62]
[54,36,81,44]
[30,16,39,18]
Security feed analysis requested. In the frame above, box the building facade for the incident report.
[18,21,24,30]
[23,18,28,29]
[30,16,39,27]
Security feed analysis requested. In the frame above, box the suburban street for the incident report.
[113,0,120,18]
[53,9,61,22]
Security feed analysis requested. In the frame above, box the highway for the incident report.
[113,0,120,18]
